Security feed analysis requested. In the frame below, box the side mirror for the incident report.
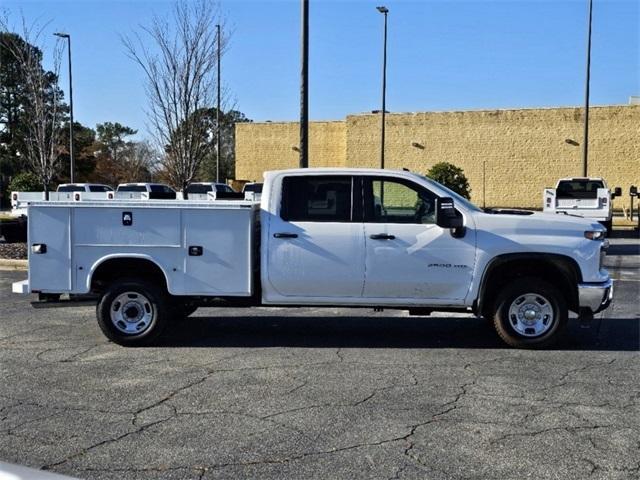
[612,187,622,198]
[436,197,463,229]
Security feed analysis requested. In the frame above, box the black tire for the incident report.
[492,278,568,349]
[96,278,169,346]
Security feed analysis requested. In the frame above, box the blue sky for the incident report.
[2,0,638,138]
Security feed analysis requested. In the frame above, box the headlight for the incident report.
[584,230,605,240]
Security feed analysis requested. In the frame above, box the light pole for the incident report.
[299,0,309,168]
[582,0,593,177]
[216,24,221,183]
[54,32,74,183]
[377,6,388,169]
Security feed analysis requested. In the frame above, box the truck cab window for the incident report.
[364,178,437,224]
[281,176,353,222]
[118,185,146,192]
[89,185,112,192]
[186,184,211,194]
[556,180,604,199]
[57,185,84,192]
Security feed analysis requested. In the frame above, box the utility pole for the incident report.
[299,0,309,168]
[582,0,593,177]
[377,6,388,169]
[54,32,74,182]
[216,24,221,182]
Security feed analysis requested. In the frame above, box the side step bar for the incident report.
[31,293,98,309]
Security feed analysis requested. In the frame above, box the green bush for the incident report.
[8,172,43,192]
[425,162,471,199]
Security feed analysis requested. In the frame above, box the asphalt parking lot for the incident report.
[0,237,638,480]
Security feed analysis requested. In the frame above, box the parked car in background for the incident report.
[57,183,114,193]
[185,182,236,195]
[11,184,115,217]
[116,183,177,200]
[543,177,621,234]
[242,182,263,201]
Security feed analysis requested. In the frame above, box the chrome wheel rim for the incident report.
[110,291,154,335]
[508,293,554,337]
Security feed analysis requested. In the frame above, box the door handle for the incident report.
[273,232,298,239]
[369,233,396,240]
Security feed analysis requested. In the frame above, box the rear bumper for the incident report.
[12,279,29,294]
[578,278,613,313]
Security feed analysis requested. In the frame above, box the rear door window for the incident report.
[118,185,147,192]
[556,180,604,199]
[57,184,85,192]
[186,184,212,194]
[244,183,263,193]
[281,176,353,222]
[89,185,113,192]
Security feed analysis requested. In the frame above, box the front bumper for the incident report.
[578,278,614,313]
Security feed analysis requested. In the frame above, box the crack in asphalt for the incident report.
[398,381,476,473]
[489,424,618,445]
[41,416,174,471]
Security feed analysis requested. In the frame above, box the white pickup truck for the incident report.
[12,168,613,349]
[10,183,115,217]
[543,178,621,233]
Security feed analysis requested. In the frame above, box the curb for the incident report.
[0,259,27,271]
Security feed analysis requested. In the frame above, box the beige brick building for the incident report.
[235,105,640,209]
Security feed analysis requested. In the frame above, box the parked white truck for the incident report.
[10,183,115,217]
[12,168,613,348]
[543,177,621,233]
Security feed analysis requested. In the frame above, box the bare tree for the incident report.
[0,13,65,196]
[123,0,228,191]
[120,141,159,182]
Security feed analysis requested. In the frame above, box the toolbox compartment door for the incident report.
[181,209,253,296]
[29,206,72,292]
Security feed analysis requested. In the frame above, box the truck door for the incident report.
[265,175,365,298]
[361,176,476,302]
[29,206,72,293]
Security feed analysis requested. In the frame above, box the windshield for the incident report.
[414,174,483,212]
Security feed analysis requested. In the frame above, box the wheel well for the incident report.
[90,258,168,293]
[478,254,581,317]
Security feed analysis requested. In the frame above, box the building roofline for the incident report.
[238,104,636,126]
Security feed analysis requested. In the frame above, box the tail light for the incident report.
[74,193,80,201]
[602,197,608,205]
[12,193,17,201]
[546,198,551,207]
[108,192,113,199]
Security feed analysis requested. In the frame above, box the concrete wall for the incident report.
[235,105,640,209]
[235,121,346,182]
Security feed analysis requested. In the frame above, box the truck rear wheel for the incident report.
[96,278,169,346]
[492,278,568,348]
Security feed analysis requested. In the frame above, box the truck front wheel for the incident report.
[96,278,169,346]
[492,278,568,348]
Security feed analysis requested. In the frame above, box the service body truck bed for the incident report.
[20,200,257,298]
